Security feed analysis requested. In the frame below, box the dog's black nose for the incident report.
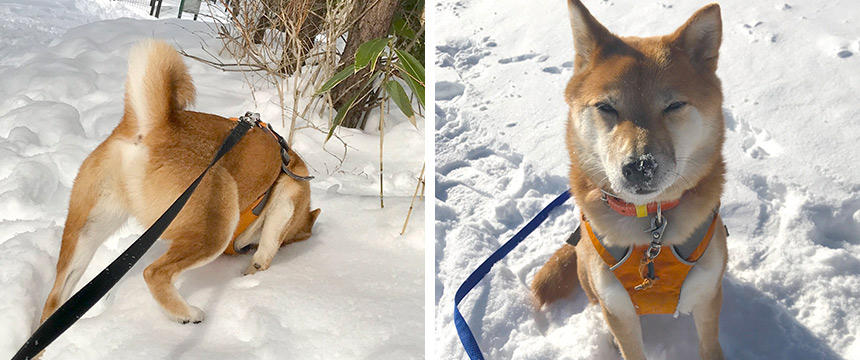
[622,157,656,185]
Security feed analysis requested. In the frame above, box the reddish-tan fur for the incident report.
[531,2,727,359]
[40,40,319,325]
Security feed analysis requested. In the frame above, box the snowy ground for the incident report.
[0,0,425,359]
[435,0,858,359]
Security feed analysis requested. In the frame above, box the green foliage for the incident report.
[314,1,425,207]
[315,65,355,95]
[385,80,414,126]
[316,0,424,137]
[317,36,425,139]
[393,48,425,105]
[355,37,389,73]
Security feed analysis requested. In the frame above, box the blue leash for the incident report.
[454,189,572,359]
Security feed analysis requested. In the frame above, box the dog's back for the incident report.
[117,41,282,217]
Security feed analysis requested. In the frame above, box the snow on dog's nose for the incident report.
[622,154,657,191]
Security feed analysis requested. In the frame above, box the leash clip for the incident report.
[238,111,261,126]
[645,214,668,240]
[643,212,667,260]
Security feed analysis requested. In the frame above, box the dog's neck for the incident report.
[569,159,725,248]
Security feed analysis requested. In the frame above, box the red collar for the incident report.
[603,193,680,217]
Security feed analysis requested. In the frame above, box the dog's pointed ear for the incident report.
[308,208,321,229]
[567,0,615,70]
[671,3,722,72]
[289,208,321,244]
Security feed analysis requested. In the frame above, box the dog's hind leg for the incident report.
[693,285,725,360]
[41,160,128,323]
[142,168,238,324]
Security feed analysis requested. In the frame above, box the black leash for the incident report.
[12,117,255,360]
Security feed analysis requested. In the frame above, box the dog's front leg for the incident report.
[693,284,725,360]
[244,200,295,275]
[244,238,278,275]
[601,304,647,360]
[592,261,646,359]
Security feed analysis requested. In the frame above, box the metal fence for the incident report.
[110,0,205,20]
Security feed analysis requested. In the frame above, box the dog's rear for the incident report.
[41,40,317,327]
[41,40,197,323]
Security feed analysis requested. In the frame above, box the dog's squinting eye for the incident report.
[595,102,618,115]
[664,101,687,113]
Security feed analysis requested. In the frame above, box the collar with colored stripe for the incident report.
[602,191,681,218]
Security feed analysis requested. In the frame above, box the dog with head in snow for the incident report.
[40,40,320,324]
[531,1,727,359]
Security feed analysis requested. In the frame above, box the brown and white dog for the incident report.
[40,40,320,325]
[531,1,728,359]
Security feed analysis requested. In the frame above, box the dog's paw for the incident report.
[243,261,269,276]
[169,305,205,324]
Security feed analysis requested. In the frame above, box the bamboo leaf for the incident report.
[400,73,425,106]
[316,65,356,95]
[385,80,416,127]
[393,48,425,106]
[393,48,425,85]
[354,37,389,73]
[325,93,358,142]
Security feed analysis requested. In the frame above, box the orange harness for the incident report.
[224,186,270,255]
[583,200,720,315]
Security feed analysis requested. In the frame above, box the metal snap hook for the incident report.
[645,215,668,239]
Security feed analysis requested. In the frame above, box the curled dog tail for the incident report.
[124,39,195,135]
[531,244,580,307]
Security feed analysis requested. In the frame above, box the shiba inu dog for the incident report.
[531,1,728,359]
[40,40,320,325]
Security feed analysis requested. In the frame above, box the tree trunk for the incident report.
[332,0,399,129]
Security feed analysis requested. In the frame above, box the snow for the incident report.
[0,0,424,359]
[434,0,859,359]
